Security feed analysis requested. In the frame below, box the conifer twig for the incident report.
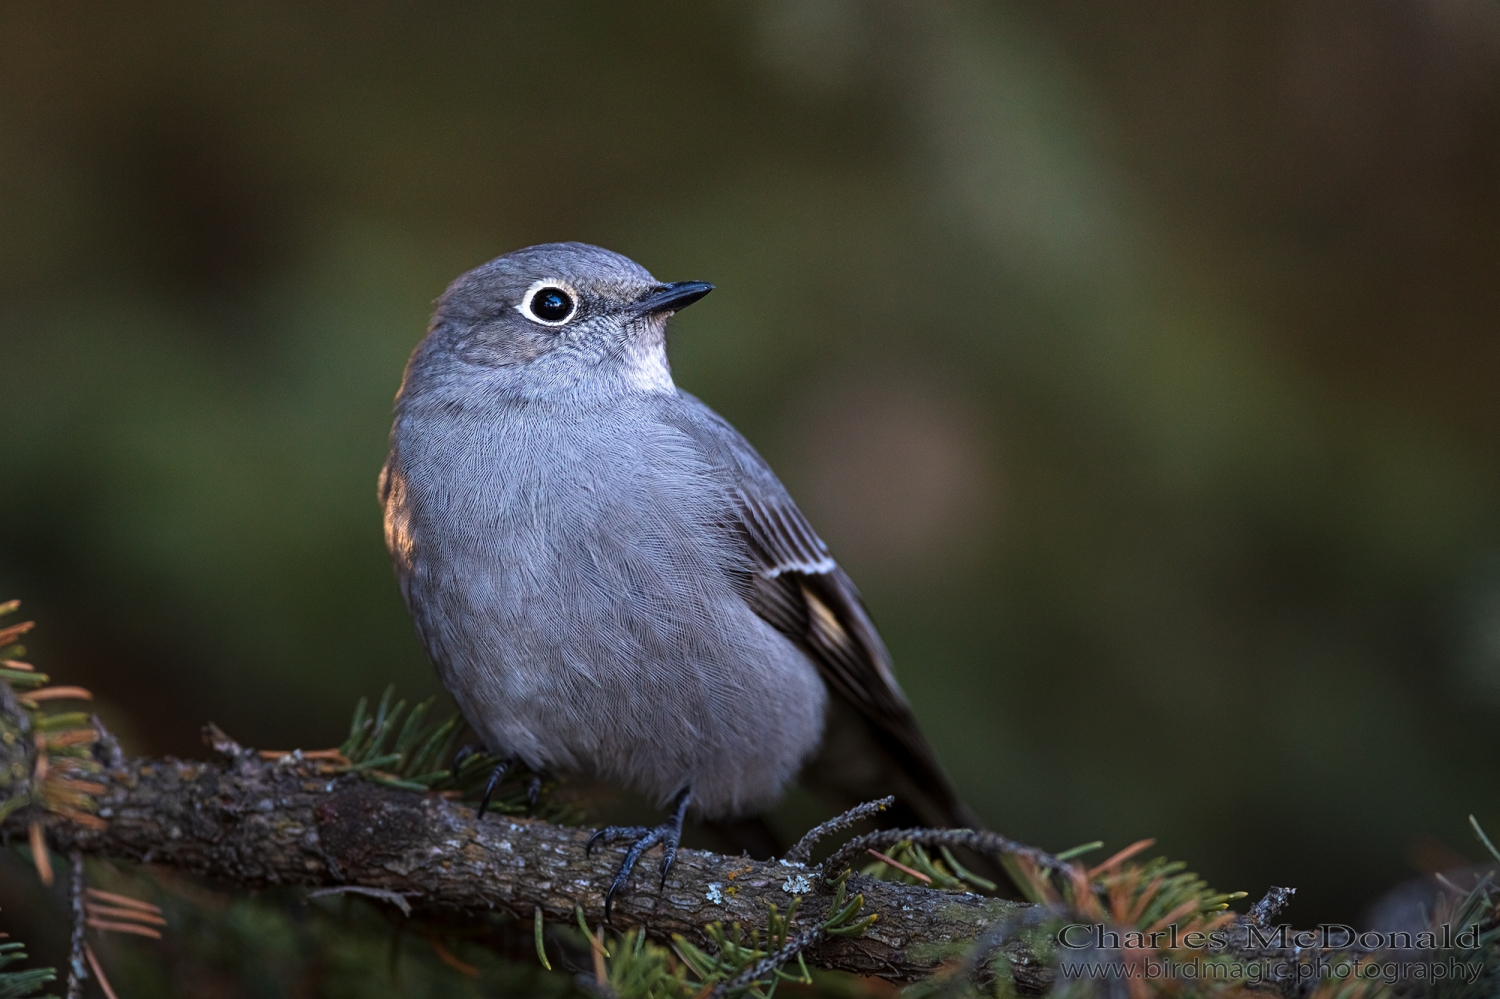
[1247,886,1295,926]
[822,826,1071,882]
[66,851,87,999]
[783,796,894,865]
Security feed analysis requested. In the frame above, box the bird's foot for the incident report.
[585,789,691,921]
[453,746,545,818]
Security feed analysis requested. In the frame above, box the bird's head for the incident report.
[407,242,712,404]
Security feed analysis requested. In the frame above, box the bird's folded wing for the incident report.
[733,488,963,820]
[661,391,967,827]
[735,489,900,718]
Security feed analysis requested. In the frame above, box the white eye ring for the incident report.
[517,279,579,326]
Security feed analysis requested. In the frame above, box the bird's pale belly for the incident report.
[394,479,828,819]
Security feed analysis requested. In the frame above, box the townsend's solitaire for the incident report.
[380,243,979,911]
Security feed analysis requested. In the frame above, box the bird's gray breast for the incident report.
[382,396,827,817]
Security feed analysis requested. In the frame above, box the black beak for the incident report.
[632,281,714,317]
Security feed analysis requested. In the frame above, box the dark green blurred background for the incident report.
[3,0,1498,928]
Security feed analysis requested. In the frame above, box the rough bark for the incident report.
[3,726,1048,989]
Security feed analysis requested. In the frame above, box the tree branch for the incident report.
[3,724,1046,989]
[4,684,1433,998]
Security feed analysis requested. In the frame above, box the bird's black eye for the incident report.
[528,286,574,324]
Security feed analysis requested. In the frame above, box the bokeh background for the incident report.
[2,0,1499,941]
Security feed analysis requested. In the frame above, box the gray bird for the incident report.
[380,243,979,914]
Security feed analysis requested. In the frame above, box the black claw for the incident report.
[526,775,543,810]
[657,792,691,888]
[451,743,481,782]
[589,789,691,922]
[658,843,679,889]
[475,757,515,819]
